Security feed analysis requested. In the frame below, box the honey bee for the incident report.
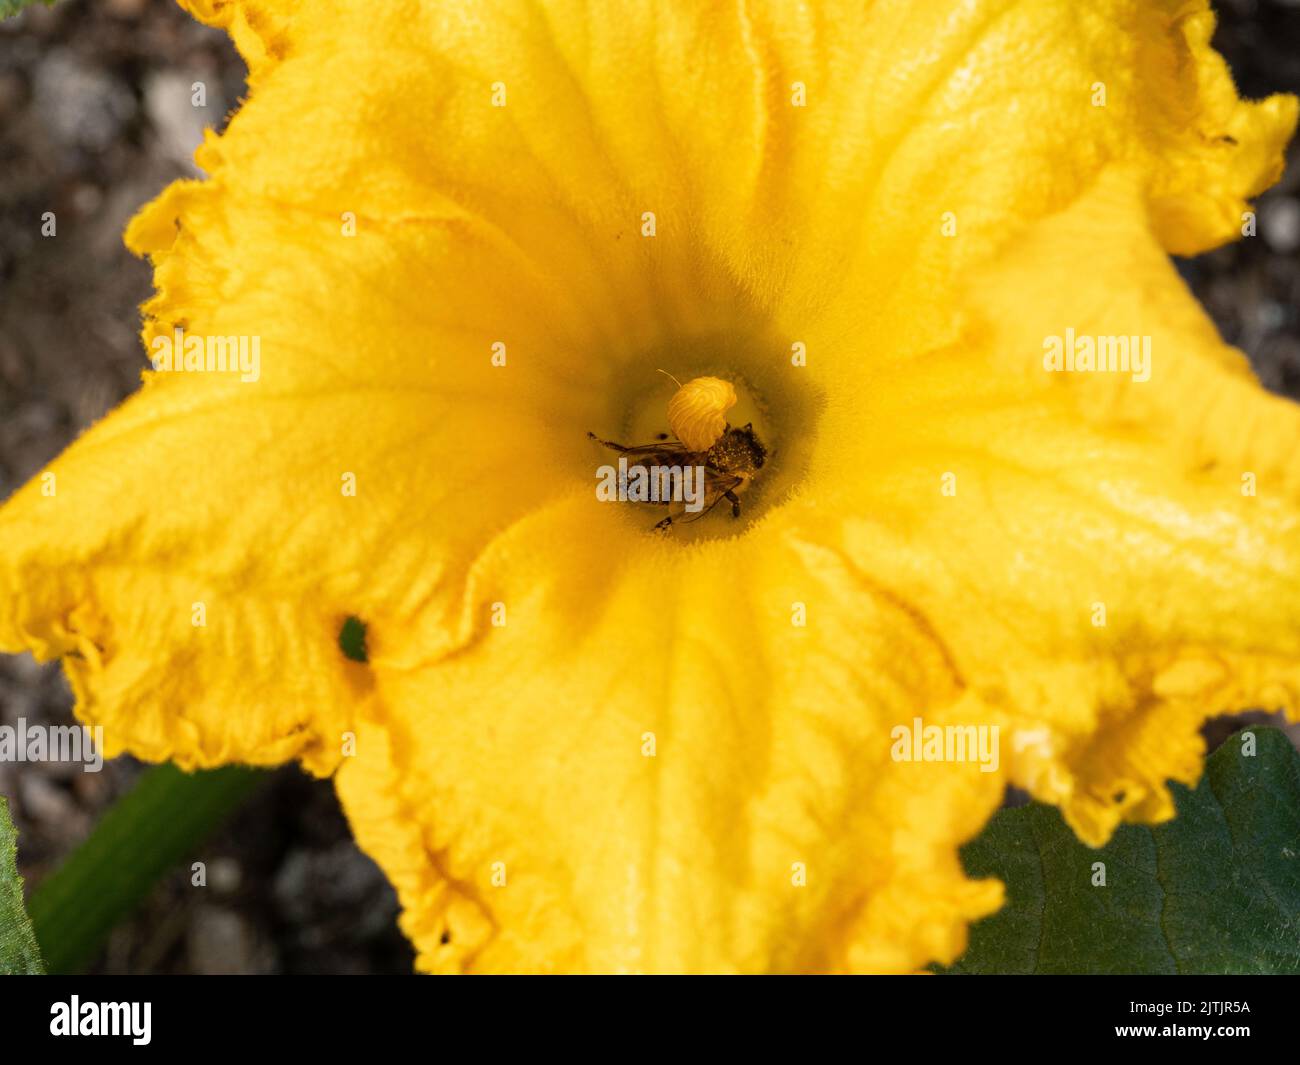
[587,423,767,531]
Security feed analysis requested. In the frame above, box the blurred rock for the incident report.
[209,856,243,895]
[19,774,81,830]
[1261,197,1300,254]
[186,906,271,975]
[107,0,151,17]
[32,49,135,154]
[274,842,395,926]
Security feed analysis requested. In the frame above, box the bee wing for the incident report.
[673,471,744,525]
[622,444,695,463]
[591,438,698,467]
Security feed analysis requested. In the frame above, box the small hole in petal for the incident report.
[339,616,368,663]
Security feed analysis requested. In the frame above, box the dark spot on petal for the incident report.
[339,616,368,663]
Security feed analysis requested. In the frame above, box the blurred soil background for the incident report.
[0,0,1298,973]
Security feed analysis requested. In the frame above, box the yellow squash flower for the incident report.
[2,0,1298,973]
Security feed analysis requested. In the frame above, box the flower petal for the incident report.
[824,168,1300,845]
[337,498,1005,973]
[181,0,1295,368]
[0,179,588,771]
[1,0,1294,976]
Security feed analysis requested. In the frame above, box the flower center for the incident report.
[594,331,821,539]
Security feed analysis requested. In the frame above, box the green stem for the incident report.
[28,763,266,974]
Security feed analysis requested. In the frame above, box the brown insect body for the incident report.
[587,423,767,531]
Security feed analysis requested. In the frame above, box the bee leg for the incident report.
[652,514,674,532]
[725,490,741,518]
[586,431,629,453]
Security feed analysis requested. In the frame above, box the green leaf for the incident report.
[28,763,265,974]
[942,726,1300,974]
[0,0,57,19]
[0,796,45,974]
